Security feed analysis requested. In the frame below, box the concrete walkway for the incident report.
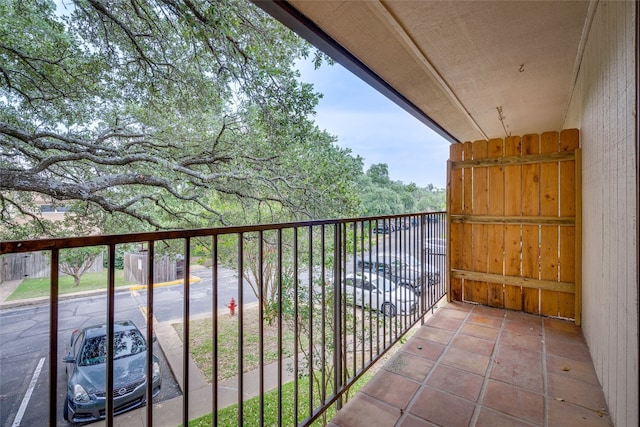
[0,279,22,304]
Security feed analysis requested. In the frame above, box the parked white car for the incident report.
[343,272,417,316]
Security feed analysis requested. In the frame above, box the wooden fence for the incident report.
[447,129,581,324]
[124,252,182,285]
[0,251,104,282]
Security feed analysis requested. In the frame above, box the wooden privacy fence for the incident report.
[0,251,104,282]
[447,129,581,324]
[124,251,182,285]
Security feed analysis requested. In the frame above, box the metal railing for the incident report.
[0,212,447,426]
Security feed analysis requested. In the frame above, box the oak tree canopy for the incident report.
[0,0,362,238]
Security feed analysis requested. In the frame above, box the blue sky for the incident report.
[297,59,449,189]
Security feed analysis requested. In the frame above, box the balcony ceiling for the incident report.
[257,0,593,143]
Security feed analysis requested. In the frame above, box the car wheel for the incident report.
[382,302,396,317]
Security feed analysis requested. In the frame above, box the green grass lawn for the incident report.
[6,269,134,301]
[177,308,376,427]
[173,308,298,381]
[187,372,372,427]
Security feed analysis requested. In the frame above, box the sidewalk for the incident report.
[0,279,22,305]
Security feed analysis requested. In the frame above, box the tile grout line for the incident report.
[393,303,476,427]
[468,308,508,426]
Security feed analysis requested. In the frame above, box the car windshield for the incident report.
[79,329,146,366]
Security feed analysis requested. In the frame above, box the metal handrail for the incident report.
[0,212,447,426]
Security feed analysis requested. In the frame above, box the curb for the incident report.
[128,276,201,291]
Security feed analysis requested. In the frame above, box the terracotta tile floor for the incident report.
[330,301,612,427]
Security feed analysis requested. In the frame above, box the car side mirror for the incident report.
[63,355,76,364]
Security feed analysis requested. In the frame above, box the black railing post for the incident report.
[418,215,424,325]
[182,238,191,427]
[320,224,327,405]
[49,248,59,426]
[333,223,343,410]
[237,233,244,426]
[257,231,264,427]
[276,229,283,427]
[307,225,313,419]
[106,244,116,427]
[294,227,300,423]
[212,235,219,426]
[145,240,155,425]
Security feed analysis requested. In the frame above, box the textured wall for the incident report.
[564,1,638,426]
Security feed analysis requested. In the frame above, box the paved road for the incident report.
[0,266,257,427]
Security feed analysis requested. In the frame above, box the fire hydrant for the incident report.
[228,297,237,316]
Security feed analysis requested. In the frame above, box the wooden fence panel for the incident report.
[449,222,463,301]
[487,138,505,307]
[540,225,559,316]
[467,223,488,304]
[463,142,473,214]
[448,130,580,321]
[470,140,488,303]
[487,224,504,307]
[503,135,522,309]
[1,251,103,282]
[448,143,464,301]
[450,143,463,214]
[522,224,540,314]
[540,132,560,316]
[521,134,541,315]
[504,224,522,310]
[504,136,522,216]
[124,252,177,285]
[559,226,576,317]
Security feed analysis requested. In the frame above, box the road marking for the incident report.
[12,357,45,427]
[129,275,202,291]
[139,305,158,326]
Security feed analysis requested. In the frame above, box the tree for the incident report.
[359,186,403,216]
[0,0,359,238]
[366,163,390,186]
[356,163,445,216]
[58,247,103,287]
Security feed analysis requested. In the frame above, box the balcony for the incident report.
[0,211,611,426]
[330,302,612,427]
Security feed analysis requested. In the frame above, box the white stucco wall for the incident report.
[564,1,638,426]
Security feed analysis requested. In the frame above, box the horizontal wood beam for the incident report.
[450,215,575,225]
[451,151,575,169]
[451,269,576,293]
